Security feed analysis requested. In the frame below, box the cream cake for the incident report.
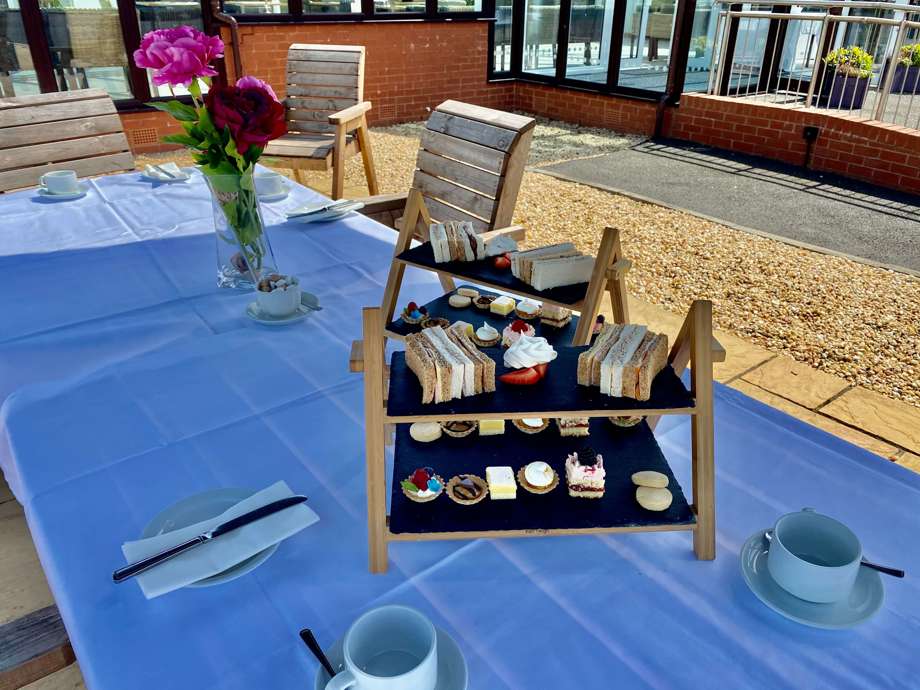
[556,417,590,437]
[540,304,572,329]
[486,466,517,500]
[565,448,605,498]
[405,325,496,404]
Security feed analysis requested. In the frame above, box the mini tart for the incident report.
[609,416,644,428]
[457,287,480,299]
[472,330,501,348]
[446,474,488,505]
[421,316,450,329]
[474,295,496,310]
[512,418,549,434]
[440,420,478,438]
[517,465,559,495]
[514,302,542,320]
[402,473,445,503]
[401,308,424,325]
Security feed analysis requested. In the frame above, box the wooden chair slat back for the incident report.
[412,100,535,232]
[0,89,133,193]
[285,44,364,136]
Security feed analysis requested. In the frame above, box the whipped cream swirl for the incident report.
[476,322,499,340]
[503,335,558,369]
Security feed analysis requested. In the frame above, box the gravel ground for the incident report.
[138,117,920,408]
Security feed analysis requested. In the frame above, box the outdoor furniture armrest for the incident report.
[358,191,409,215]
[329,101,372,130]
[711,336,726,363]
[606,258,632,279]
[480,225,526,243]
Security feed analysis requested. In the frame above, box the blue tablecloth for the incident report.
[1,171,919,689]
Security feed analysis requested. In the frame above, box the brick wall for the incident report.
[121,109,184,154]
[666,93,920,195]
[514,82,658,136]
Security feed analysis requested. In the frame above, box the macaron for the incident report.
[636,486,673,511]
[448,294,472,308]
[409,422,442,443]
[457,287,479,299]
[631,471,668,489]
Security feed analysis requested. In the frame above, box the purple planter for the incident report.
[890,63,920,94]
[817,69,869,110]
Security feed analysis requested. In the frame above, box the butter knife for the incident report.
[113,495,308,583]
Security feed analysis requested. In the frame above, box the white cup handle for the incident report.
[39,173,48,187]
[325,669,356,690]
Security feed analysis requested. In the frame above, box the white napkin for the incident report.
[122,481,318,599]
[143,162,186,181]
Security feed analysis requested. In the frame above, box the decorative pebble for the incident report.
[409,422,442,443]
[636,486,673,511]
[631,471,668,488]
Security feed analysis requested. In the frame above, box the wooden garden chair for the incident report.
[0,89,134,193]
[264,44,378,200]
[357,100,535,238]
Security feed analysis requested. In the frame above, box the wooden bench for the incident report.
[264,44,378,200]
[0,89,134,193]
[0,606,74,690]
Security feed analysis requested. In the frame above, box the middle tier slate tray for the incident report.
[395,244,591,308]
[386,283,581,345]
[386,346,696,420]
[389,418,695,535]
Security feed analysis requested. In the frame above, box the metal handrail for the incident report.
[715,0,920,10]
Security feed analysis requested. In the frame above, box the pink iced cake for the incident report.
[565,448,605,498]
[502,319,535,347]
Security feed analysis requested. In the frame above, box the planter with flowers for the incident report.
[134,27,287,289]
[817,46,873,110]
[889,43,920,95]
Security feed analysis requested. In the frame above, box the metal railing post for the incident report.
[874,18,908,121]
[804,15,830,108]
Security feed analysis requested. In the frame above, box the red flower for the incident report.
[205,77,286,155]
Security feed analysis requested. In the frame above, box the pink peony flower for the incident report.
[133,26,224,87]
[205,78,287,155]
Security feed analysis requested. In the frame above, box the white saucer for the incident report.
[258,183,290,202]
[140,169,192,184]
[287,200,364,224]
[313,626,468,690]
[740,529,884,629]
[246,302,310,326]
[37,182,88,200]
[141,488,278,588]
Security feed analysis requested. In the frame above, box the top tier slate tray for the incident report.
[395,243,590,309]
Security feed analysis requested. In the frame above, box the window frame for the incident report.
[5,0,221,110]
[218,0,491,21]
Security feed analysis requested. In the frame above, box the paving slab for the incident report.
[539,139,920,273]
[742,355,850,410]
[821,387,920,455]
[730,380,902,462]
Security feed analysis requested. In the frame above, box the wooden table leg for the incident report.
[362,307,389,573]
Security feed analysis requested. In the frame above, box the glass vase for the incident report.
[205,173,279,289]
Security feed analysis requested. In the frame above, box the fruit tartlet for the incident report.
[401,467,444,503]
[401,301,427,325]
[501,319,535,347]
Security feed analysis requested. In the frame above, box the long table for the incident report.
[1,170,919,689]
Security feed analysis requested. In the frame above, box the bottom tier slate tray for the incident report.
[389,418,695,535]
[387,284,581,346]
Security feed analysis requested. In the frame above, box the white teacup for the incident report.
[256,274,301,317]
[41,170,79,195]
[255,171,285,197]
[326,606,438,690]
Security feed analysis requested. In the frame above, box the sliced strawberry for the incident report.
[499,367,541,385]
[494,255,511,270]
[533,363,548,379]
[510,319,529,333]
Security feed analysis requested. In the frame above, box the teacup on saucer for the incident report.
[40,170,80,195]
[256,274,302,317]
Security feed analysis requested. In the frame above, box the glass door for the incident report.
[0,0,38,96]
[564,0,613,83]
[618,0,678,91]
[523,0,560,75]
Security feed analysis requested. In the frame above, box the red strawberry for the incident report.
[411,468,430,490]
[499,367,541,385]
[533,363,548,379]
[510,319,529,333]
[407,302,418,312]
[494,255,511,270]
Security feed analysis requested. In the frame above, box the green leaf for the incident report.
[400,480,419,493]
[189,77,202,101]
[146,100,198,122]
[162,134,202,147]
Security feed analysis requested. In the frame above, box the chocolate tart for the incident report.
[440,420,477,438]
[421,316,450,329]
[517,464,559,495]
[512,418,549,434]
[473,295,496,310]
[446,474,488,505]
[609,416,644,428]
[401,473,445,503]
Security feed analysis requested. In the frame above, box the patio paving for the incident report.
[537,139,920,274]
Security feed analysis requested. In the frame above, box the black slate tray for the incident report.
[395,244,590,307]
[386,346,695,418]
[387,284,582,346]
[389,418,695,534]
